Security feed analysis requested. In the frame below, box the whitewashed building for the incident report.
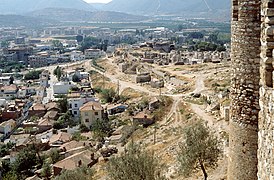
[0,76,11,85]
[70,51,85,61]
[36,86,46,97]
[0,85,18,100]
[53,81,75,95]
[68,93,97,118]
[84,49,105,59]
[0,119,16,135]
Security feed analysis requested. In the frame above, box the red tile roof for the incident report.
[79,101,103,111]
[53,150,94,170]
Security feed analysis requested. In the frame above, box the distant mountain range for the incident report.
[0,0,231,27]
[0,0,96,14]
[0,15,58,28]
[1,0,231,18]
[26,8,147,22]
[0,0,147,25]
[93,0,231,19]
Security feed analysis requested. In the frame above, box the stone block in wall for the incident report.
[266,42,274,48]
[265,17,274,25]
[261,56,273,64]
[265,26,274,36]
[266,8,274,16]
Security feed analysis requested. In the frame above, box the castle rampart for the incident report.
[229,0,261,179]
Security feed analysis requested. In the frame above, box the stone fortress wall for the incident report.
[258,1,274,179]
[229,0,261,179]
[229,0,274,179]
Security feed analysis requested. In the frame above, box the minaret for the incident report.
[228,0,261,179]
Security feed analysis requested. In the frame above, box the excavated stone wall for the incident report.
[229,0,261,179]
[258,1,274,179]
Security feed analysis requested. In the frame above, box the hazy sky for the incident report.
[84,0,112,3]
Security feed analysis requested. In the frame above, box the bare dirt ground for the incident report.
[83,58,231,180]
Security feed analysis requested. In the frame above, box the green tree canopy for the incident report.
[56,68,62,81]
[80,36,101,52]
[52,40,63,49]
[0,142,15,157]
[41,162,52,180]
[208,33,219,43]
[177,121,221,180]
[12,146,38,177]
[48,148,62,164]
[24,70,43,80]
[9,76,14,84]
[3,171,18,180]
[76,35,84,43]
[91,118,112,141]
[57,96,68,113]
[107,144,165,180]
[54,111,76,129]
[54,166,93,180]
[100,88,117,103]
[72,74,80,82]
[53,66,60,76]
[187,32,204,39]
[53,66,62,81]
[1,41,10,48]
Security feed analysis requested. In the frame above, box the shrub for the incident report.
[24,70,43,80]
[177,121,221,180]
[107,144,165,180]
[54,166,93,180]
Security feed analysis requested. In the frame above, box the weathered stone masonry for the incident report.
[229,0,274,179]
[229,0,261,179]
[258,1,274,179]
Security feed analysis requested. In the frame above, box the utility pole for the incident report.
[153,126,157,144]
[159,87,161,97]
[103,72,105,89]
[159,78,163,97]
[117,80,120,96]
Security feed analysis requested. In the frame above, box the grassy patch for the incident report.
[184,96,207,105]
[153,96,173,122]
[121,88,144,99]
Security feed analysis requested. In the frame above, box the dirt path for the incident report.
[190,104,215,127]
[193,73,206,94]
[163,72,212,128]
[166,98,180,122]
[87,59,217,128]
[85,61,158,96]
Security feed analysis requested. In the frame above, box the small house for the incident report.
[0,119,16,135]
[107,104,127,115]
[79,101,104,129]
[49,132,72,147]
[53,150,97,176]
[28,103,46,117]
[37,118,53,133]
[132,112,154,126]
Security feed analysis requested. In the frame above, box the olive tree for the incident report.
[107,144,165,180]
[54,166,93,180]
[177,121,221,180]
[41,162,52,180]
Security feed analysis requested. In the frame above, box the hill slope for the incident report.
[26,8,148,22]
[0,15,58,28]
[101,0,230,18]
[0,0,96,14]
